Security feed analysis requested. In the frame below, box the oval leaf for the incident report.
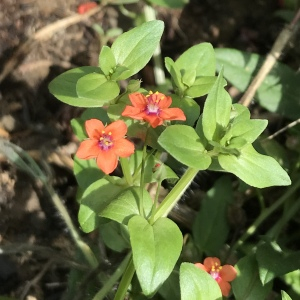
[99,187,153,224]
[49,66,109,107]
[232,255,272,300]
[158,125,211,170]
[111,20,164,80]
[128,216,183,296]
[180,263,222,300]
[76,73,120,102]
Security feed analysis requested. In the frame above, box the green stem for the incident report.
[92,253,131,300]
[231,177,300,253]
[152,168,198,223]
[114,256,135,300]
[120,157,133,186]
[267,195,300,240]
[143,4,165,86]
[149,181,162,224]
[44,183,98,268]
[139,136,148,217]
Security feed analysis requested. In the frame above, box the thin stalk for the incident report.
[149,181,162,224]
[143,4,166,86]
[139,136,148,217]
[230,177,300,253]
[114,256,135,300]
[267,196,300,240]
[152,168,198,223]
[43,183,98,268]
[120,157,133,186]
[92,253,131,300]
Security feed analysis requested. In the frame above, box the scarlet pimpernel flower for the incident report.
[76,119,134,174]
[121,91,186,128]
[195,257,237,297]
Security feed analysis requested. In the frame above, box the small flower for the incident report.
[76,119,134,174]
[195,257,237,297]
[122,91,186,128]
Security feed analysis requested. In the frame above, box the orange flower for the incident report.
[122,91,186,128]
[195,257,237,297]
[76,119,134,174]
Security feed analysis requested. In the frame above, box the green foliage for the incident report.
[281,291,293,300]
[179,263,222,300]
[147,0,189,8]
[256,242,300,285]
[128,216,183,296]
[111,20,164,80]
[193,176,233,255]
[215,48,300,120]
[158,125,211,170]
[232,255,273,300]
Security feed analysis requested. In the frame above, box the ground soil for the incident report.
[0,0,298,299]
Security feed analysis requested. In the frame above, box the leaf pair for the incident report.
[49,21,164,107]
[159,70,291,188]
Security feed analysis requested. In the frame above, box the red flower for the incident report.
[195,257,237,297]
[121,91,186,128]
[77,2,98,14]
[76,119,134,174]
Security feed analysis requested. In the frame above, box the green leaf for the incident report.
[73,156,104,190]
[99,187,153,224]
[193,176,233,255]
[76,73,120,102]
[98,45,116,76]
[185,76,218,98]
[215,48,300,120]
[148,0,188,8]
[232,255,272,300]
[78,178,123,233]
[180,263,222,300]
[48,66,111,107]
[221,119,268,147]
[218,144,291,188]
[256,242,300,285]
[111,20,164,80]
[202,70,232,141]
[128,216,182,296]
[175,43,216,77]
[165,57,185,94]
[99,220,130,252]
[281,291,292,300]
[158,125,211,170]
[182,69,196,87]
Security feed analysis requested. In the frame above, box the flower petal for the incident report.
[157,94,172,109]
[96,150,118,174]
[106,120,128,140]
[113,139,135,157]
[85,119,104,139]
[129,92,147,108]
[194,263,208,272]
[122,106,144,119]
[203,257,221,271]
[160,108,186,121]
[220,265,237,282]
[217,279,231,297]
[143,115,163,128]
[76,140,100,159]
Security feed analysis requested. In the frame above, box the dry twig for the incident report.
[239,9,300,107]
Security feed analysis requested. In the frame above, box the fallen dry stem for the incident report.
[0,6,102,83]
[239,8,300,107]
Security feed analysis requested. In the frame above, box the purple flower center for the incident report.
[145,94,161,115]
[210,270,221,280]
[98,132,113,151]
